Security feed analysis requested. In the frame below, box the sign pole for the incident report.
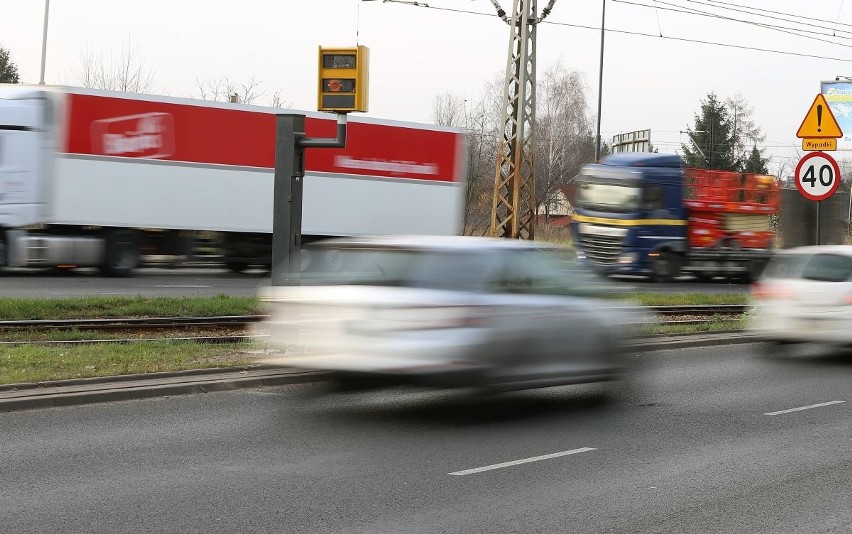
[271,113,348,287]
[817,200,821,246]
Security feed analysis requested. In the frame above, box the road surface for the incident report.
[2,343,849,533]
[0,268,748,298]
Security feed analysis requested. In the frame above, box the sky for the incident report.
[4,0,852,177]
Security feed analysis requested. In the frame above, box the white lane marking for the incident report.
[764,400,845,416]
[150,285,211,288]
[448,447,596,476]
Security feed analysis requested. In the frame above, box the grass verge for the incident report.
[651,316,748,336]
[0,295,262,321]
[0,341,259,385]
[617,292,748,307]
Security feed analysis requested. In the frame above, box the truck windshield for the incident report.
[576,182,641,212]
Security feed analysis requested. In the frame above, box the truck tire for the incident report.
[651,251,680,283]
[0,230,6,268]
[225,260,251,274]
[740,259,767,284]
[99,229,141,277]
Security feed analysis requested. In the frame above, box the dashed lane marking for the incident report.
[449,447,597,476]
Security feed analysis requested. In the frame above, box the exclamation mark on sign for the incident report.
[817,104,823,133]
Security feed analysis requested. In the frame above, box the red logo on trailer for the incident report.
[91,113,175,159]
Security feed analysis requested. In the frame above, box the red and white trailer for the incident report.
[0,85,466,275]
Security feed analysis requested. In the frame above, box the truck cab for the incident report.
[572,153,688,280]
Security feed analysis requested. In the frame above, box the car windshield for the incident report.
[576,182,642,212]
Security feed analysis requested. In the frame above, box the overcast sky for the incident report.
[4,0,852,175]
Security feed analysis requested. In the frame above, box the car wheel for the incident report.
[330,373,387,392]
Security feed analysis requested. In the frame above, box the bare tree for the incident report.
[534,62,595,219]
[432,77,502,235]
[195,76,289,107]
[269,89,291,109]
[433,64,596,236]
[195,75,263,104]
[432,92,465,127]
[73,43,155,93]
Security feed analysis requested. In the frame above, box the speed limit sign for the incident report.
[795,151,841,201]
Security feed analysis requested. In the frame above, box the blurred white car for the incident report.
[749,245,852,347]
[260,236,645,392]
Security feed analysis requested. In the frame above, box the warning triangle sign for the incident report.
[797,94,843,138]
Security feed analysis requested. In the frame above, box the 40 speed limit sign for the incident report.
[795,151,841,201]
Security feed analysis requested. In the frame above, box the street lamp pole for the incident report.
[594,0,606,162]
[39,0,50,85]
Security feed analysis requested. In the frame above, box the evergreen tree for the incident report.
[682,92,739,171]
[742,145,769,174]
[0,46,20,84]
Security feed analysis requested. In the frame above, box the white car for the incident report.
[749,245,852,347]
[259,236,645,393]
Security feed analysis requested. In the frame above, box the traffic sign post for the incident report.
[794,94,845,245]
[794,151,841,245]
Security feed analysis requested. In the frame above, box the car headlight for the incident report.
[617,252,639,264]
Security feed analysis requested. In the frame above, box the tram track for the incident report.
[0,305,748,345]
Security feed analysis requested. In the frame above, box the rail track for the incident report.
[0,305,749,345]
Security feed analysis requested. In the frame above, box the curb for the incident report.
[0,368,326,412]
[0,332,761,413]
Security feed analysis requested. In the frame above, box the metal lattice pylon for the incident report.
[490,0,538,239]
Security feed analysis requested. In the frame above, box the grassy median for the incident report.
[0,295,262,321]
[0,293,748,385]
[0,341,259,385]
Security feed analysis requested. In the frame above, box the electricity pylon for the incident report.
[489,0,556,239]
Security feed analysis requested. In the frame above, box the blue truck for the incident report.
[571,153,779,282]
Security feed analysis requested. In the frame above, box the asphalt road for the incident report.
[2,343,849,533]
[0,267,748,298]
[0,267,270,298]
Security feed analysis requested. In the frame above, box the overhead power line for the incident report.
[612,0,852,48]
[541,19,852,63]
[693,0,852,30]
[386,2,852,63]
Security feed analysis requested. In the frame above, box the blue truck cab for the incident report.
[571,153,689,280]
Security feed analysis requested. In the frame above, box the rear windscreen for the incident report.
[765,253,852,282]
[299,247,496,291]
[800,253,852,282]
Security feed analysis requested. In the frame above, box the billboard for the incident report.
[611,129,651,153]
[820,81,852,151]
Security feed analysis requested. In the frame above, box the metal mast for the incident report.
[489,0,556,239]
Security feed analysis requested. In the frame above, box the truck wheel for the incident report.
[651,251,680,283]
[741,259,767,284]
[225,260,251,273]
[0,231,6,267]
[99,230,141,277]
